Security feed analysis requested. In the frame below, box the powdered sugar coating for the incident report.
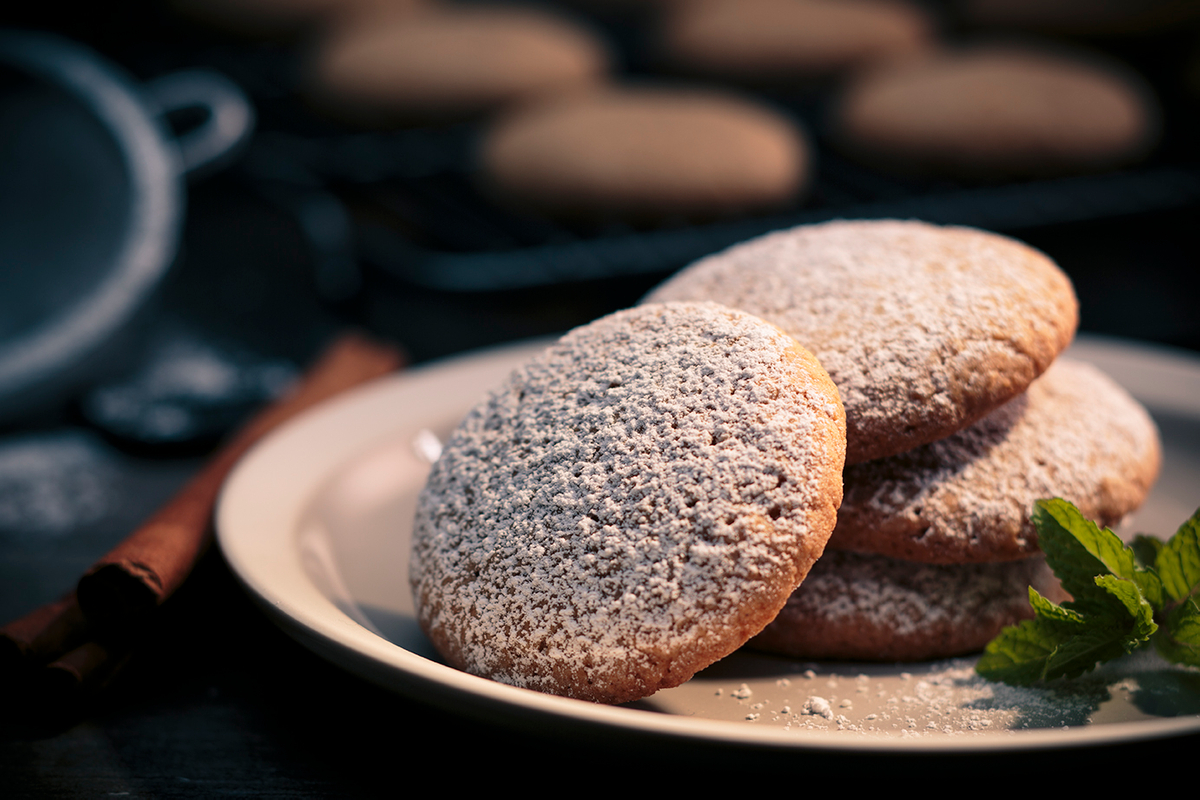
[410,302,846,703]
[750,550,1066,661]
[644,219,1078,463]
[830,358,1162,563]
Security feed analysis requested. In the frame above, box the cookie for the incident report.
[410,302,846,703]
[749,550,1068,662]
[480,86,811,219]
[306,6,610,124]
[644,219,1079,464]
[833,45,1158,178]
[660,0,933,82]
[829,357,1161,563]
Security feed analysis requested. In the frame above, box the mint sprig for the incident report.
[976,499,1200,685]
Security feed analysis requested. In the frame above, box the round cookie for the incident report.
[829,358,1161,563]
[410,302,846,703]
[643,219,1079,464]
[749,550,1068,662]
[833,45,1158,178]
[660,0,933,82]
[480,87,811,219]
[306,6,610,124]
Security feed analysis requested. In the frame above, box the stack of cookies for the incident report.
[411,218,1162,703]
[644,218,1162,661]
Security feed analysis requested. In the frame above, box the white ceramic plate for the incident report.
[216,335,1200,752]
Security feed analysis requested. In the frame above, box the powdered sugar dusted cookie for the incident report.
[644,219,1078,463]
[829,357,1161,563]
[750,550,1068,662]
[410,302,846,703]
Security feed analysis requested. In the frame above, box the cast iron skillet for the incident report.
[0,30,254,423]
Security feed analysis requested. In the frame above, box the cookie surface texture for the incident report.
[644,219,1078,463]
[833,46,1157,177]
[410,302,846,703]
[750,551,1067,662]
[829,358,1162,563]
[480,87,810,219]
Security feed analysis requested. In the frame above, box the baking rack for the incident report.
[245,121,1200,292]
[144,4,1200,297]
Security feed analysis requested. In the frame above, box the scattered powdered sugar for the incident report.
[706,655,1164,735]
[831,358,1162,564]
[0,430,115,537]
[803,696,834,719]
[411,302,846,704]
[644,219,1078,463]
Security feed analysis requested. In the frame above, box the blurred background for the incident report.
[6,0,1200,373]
[2,0,1199,790]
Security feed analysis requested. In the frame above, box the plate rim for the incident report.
[216,334,1200,752]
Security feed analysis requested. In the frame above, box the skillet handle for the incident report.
[145,69,255,179]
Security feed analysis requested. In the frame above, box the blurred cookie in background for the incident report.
[305,4,612,125]
[479,85,811,220]
[658,0,935,85]
[171,0,427,39]
[832,44,1160,178]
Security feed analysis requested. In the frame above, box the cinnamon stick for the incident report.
[75,331,406,635]
[0,592,87,678]
[40,640,132,702]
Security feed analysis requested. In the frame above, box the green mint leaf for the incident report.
[981,502,1200,685]
[975,588,1117,685]
[1157,507,1200,604]
[1028,585,1084,624]
[1041,625,1143,682]
[1035,576,1156,681]
[1093,574,1157,643]
[1156,598,1200,667]
[1034,499,1145,614]
[977,597,1147,686]
[1135,570,1166,612]
[1129,534,1168,610]
[1131,534,1163,570]
[976,617,1077,685]
[1035,498,1135,582]
[1034,498,1164,612]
